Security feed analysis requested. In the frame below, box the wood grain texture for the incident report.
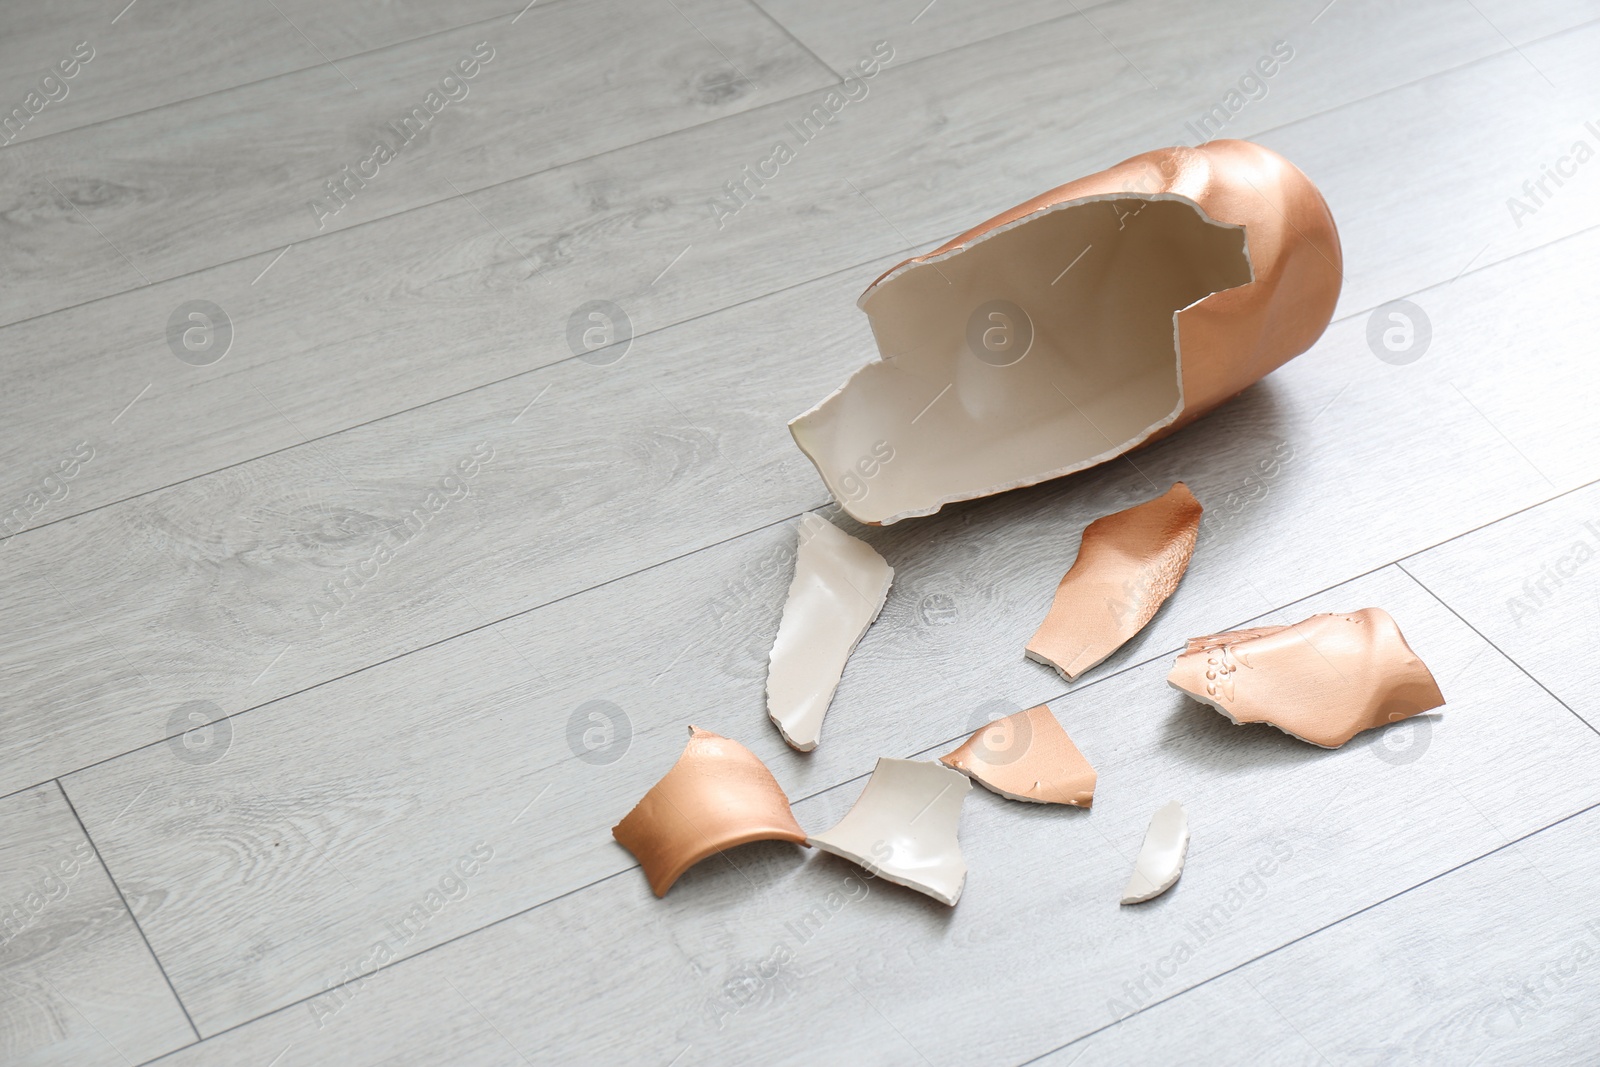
[0,0,834,325]
[0,0,527,146]
[83,566,1600,1058]
[1403,480,1600,727]
[0,253,875,801]
[752,0,1120,72]
[4,2,1598,1061]
[17,170,1600,801]
[1038,803,1600,1065]
[5,5,1597,540]
[0,783,193,1065]
[1473,0,1600,43]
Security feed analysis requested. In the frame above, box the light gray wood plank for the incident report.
[0,0,835,325]
[752,0,1120,72]
[0,0,527,146]
[1402,480,1600,727]
[18,143,1600,804]
[1259,19,1600,319]
[0,254,885,802]
[5,6,1597,540]
[1037,979,1324,1066]
[1038,804,1600,1065]
[89,565,1600,1057]
[758,0,1518,124]
[1473,0,1600,43]
[0,783,193,1066]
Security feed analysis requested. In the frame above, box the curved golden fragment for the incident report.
[1026,483,1202,680]
[789,139,1342,525]
[1167,608,1445,748]
[939,703,1097,807]
[612,726,807,897]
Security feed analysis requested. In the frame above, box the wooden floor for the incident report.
[3,0,1599,1062]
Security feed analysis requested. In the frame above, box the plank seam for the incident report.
[17,468,1600,810]
[0,3,571,155]
[1011,800,1600,1066]
[7,2,1591,335]
[53,778,204,1044]
[1395,561,1600,738]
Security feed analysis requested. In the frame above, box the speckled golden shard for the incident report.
[612,726,807,897]
[1167,608,1446,748]
[1026,483,1202,680]
[939,703,1097,807]
[789,139,1341,525]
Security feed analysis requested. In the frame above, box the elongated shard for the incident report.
[766,514,893,751]
[1027,483,1202,679]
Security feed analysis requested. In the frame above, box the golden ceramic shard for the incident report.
[807,758,970,906]
[790,139,1342,525]
[1026,483,1202,680]
[939,703,1097,807]
[612,726,808,897]
[1167,608,1445,748]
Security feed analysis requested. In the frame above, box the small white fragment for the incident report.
[1120,800,1189,905]
[765,514,893,751]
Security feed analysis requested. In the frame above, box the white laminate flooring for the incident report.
[3,1,1600,1064]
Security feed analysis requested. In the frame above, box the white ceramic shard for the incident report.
[1121,801,1189,905]
[808,758,970,906]
[766,514,894,751]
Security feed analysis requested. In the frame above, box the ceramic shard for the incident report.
[1026,483,1202,680]
[939,703,1097,807]
[789,139,1342,525]
[766,514,894,751]
[807,758,970,906]
[1167,607,1445,748]
[612,726,808,897]
[1121,800,1189,904]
